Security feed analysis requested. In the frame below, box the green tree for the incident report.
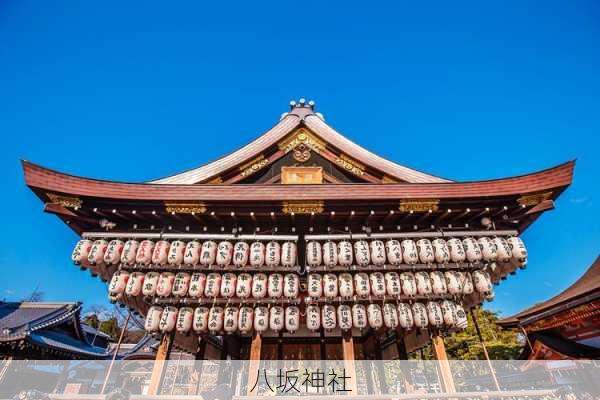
[99,316,120,340]
[413,309,523,360]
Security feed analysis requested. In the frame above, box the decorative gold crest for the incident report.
[239,155,270,178]
[517,191,553,207]
[278,129,325,154]
[399,199,440,212]
[282,200,324,215]
[335,154,365,177]
[164,202,207,214]
[292,143,312,162]
[46,192,82,209]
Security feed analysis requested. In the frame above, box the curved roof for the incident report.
[22,159,574,202]
[149,105,452,184]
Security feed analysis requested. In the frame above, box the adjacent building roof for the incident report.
[499,255,600,328]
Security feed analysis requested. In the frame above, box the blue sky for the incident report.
[0,1,598,317]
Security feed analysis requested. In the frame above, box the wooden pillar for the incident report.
[247,333,262,396]
[396,333,414,393]
[374,335,388,393]
[189,339,207,395]
[471,309,501,391]
[431,335,455,393]
[147,331,175,395]
[342,332,358,394]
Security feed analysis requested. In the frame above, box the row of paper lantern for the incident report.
[144,301,468,335]
[305,237,527,267]
[72,239,298,268]
[109,269,493,300]
[72,236,527,269]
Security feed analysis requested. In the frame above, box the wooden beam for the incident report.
[147,331,175,395]
[247,333,262,396]
[342,332,358,394]
[431,335,456,393]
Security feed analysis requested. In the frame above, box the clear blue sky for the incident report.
[0,1,598,317]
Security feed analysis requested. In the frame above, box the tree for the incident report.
[413,308,523,360]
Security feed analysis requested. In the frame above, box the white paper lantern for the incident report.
[223,307,239,334]
[72,239,93,264]
[430,271,448,295]
[188,273,207,298]
[473,270,493,293]
[104,240,124,265]
[168,240,186,266]
[478,237,498,262]
[385,272,401,297]
[507,236,527,264]
[238,306,254,334]
[121,240,139,265]
[251,273,268,299]
[216,241,234,267]
[370,240,386,266]
[88,240,108,265]
[285,306,300,333]
[144,306,162,332]
[267,273,283,298]
[337,305,353,331]
[493,237,512,263]
[412,303,429,329]
[193,307,210,333]
[250,242,265,267]
[323,273,339,299]
[208,306,224,333]
[307,273,323,298]
[172,272,191,297]
[321,304,337,330]
[220,273,237,298]
[125,272,145,296]
[184,241,201,266]
[337,241,353,266]
[440,300,456,327]
[399,272,417,296]
[176,307,194,333]
[426,301,444,328]
[156,272,175,297]
[416,239,435,264]
[385,239,403,265]
[236,273,252,298]
[444,271,462,295]
[354,240,371,266]
[461,272,474,294]
[432,239,450,264]
[306,241,322,267]
[233,242,250,267]
[446,238,465,263]
[136,240,154,266]
[253,306,269,333]
[284,274,299,299]
[142,272,160,296]
[322,241,338,267]
[415,271,432,295]
[397,303,414,329]
[383,303,399,329]
[200,241,218,266]
[152,240,170,266]
[159,306,178,333]
[265,241,281,267]
[401,240,419,264]
[370,272,386,297]
[281,241,297,267]
[367,304,383,329]
[108,270,130,295]
[352,304,368,329]
[455,303,468,330]
[204,273,222,298]
[462,238,482,263]
[354,272,371,297]
[306,305,321,331]
[338,273,354,298]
